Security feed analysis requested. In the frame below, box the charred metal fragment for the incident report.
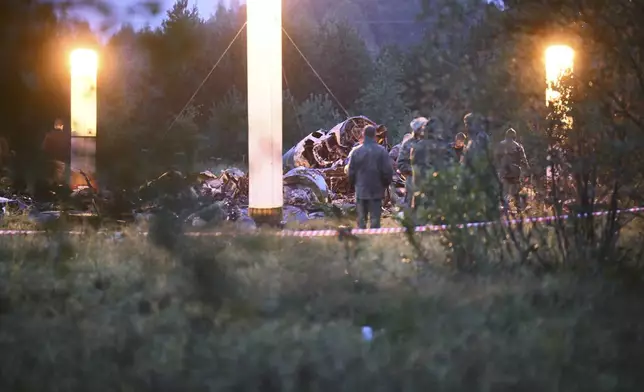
[281,116,394,204]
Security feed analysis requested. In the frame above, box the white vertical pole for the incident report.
[247,0,283,225]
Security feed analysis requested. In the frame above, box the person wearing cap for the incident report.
[348,125,393,228]
[494,128,529,211]
[396,117,428,207]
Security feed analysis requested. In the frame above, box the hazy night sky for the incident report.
[74,0,237,37]
[74,0,502,38]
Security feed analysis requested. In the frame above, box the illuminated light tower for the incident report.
[69,48,99,190]
[247,0,283,225]
[545,45,574,107]
[544,45,574,188]
[545,45,574,129]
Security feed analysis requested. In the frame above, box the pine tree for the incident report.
[206,87,247,162]
[297,94,342,134]
[355,48,410,143]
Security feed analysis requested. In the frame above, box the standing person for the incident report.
[396,117,429,206]
[451,132,467,164]
[384,133,412,208]
[348,125,394,229]
[494,128,529,211]
[389,133,412,171]
[462,112,490,163]
[461,112,501,221]
[409,118,454,221]
[41,118,71,188]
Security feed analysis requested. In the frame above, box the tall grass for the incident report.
[1,223,644,391]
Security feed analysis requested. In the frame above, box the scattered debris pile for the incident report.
[282,116,404,205]
[283,167,327,206]
[0,116,410,227]
[131,116,403,226]
[134,166,336,226]
[283,115,404,205]
[133,169,248,227]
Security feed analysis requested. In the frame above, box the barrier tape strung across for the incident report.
[0,206,641,238]
[275,206,644,237]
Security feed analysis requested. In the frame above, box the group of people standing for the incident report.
[347,113,529,228]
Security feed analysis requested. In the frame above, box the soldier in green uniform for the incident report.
[409,118,455,222]
[389,133,412,171]
[462,112,490,164]
[494,128,529,211]
[396,117,429,207]
[461,112,499,221]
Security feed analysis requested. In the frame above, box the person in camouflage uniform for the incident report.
[389,133,412,171]
[383,133,411,207]
[461,112,500,221]
[463,112,490,163]
[396,117,429,207]
[494,128,529,211]
[348,125,394,228]
[409,118,455,220]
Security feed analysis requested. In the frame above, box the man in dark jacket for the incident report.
[348,125,394,228]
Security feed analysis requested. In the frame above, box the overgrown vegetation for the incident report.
[0,224,644,391]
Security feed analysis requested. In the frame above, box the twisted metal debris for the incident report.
[0,116,409,227]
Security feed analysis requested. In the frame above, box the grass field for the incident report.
[1,216,644,391]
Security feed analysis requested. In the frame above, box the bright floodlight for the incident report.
[545,45,574,105]
[247,0,283,224]
[70,49,97,137]
[69,48,98,190]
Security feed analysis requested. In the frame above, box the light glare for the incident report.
[545,45,574,105]
[69,48,98,190]
[70,49,98,76]
[70,49,97,137]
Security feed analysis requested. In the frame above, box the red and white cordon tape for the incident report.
[0,207,642,238]
[275,206,644,237]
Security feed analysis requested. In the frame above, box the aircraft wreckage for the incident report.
[183,115,406,225]
[6,116,408,227]
[282,115,405,209]
[284,116,387,193]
